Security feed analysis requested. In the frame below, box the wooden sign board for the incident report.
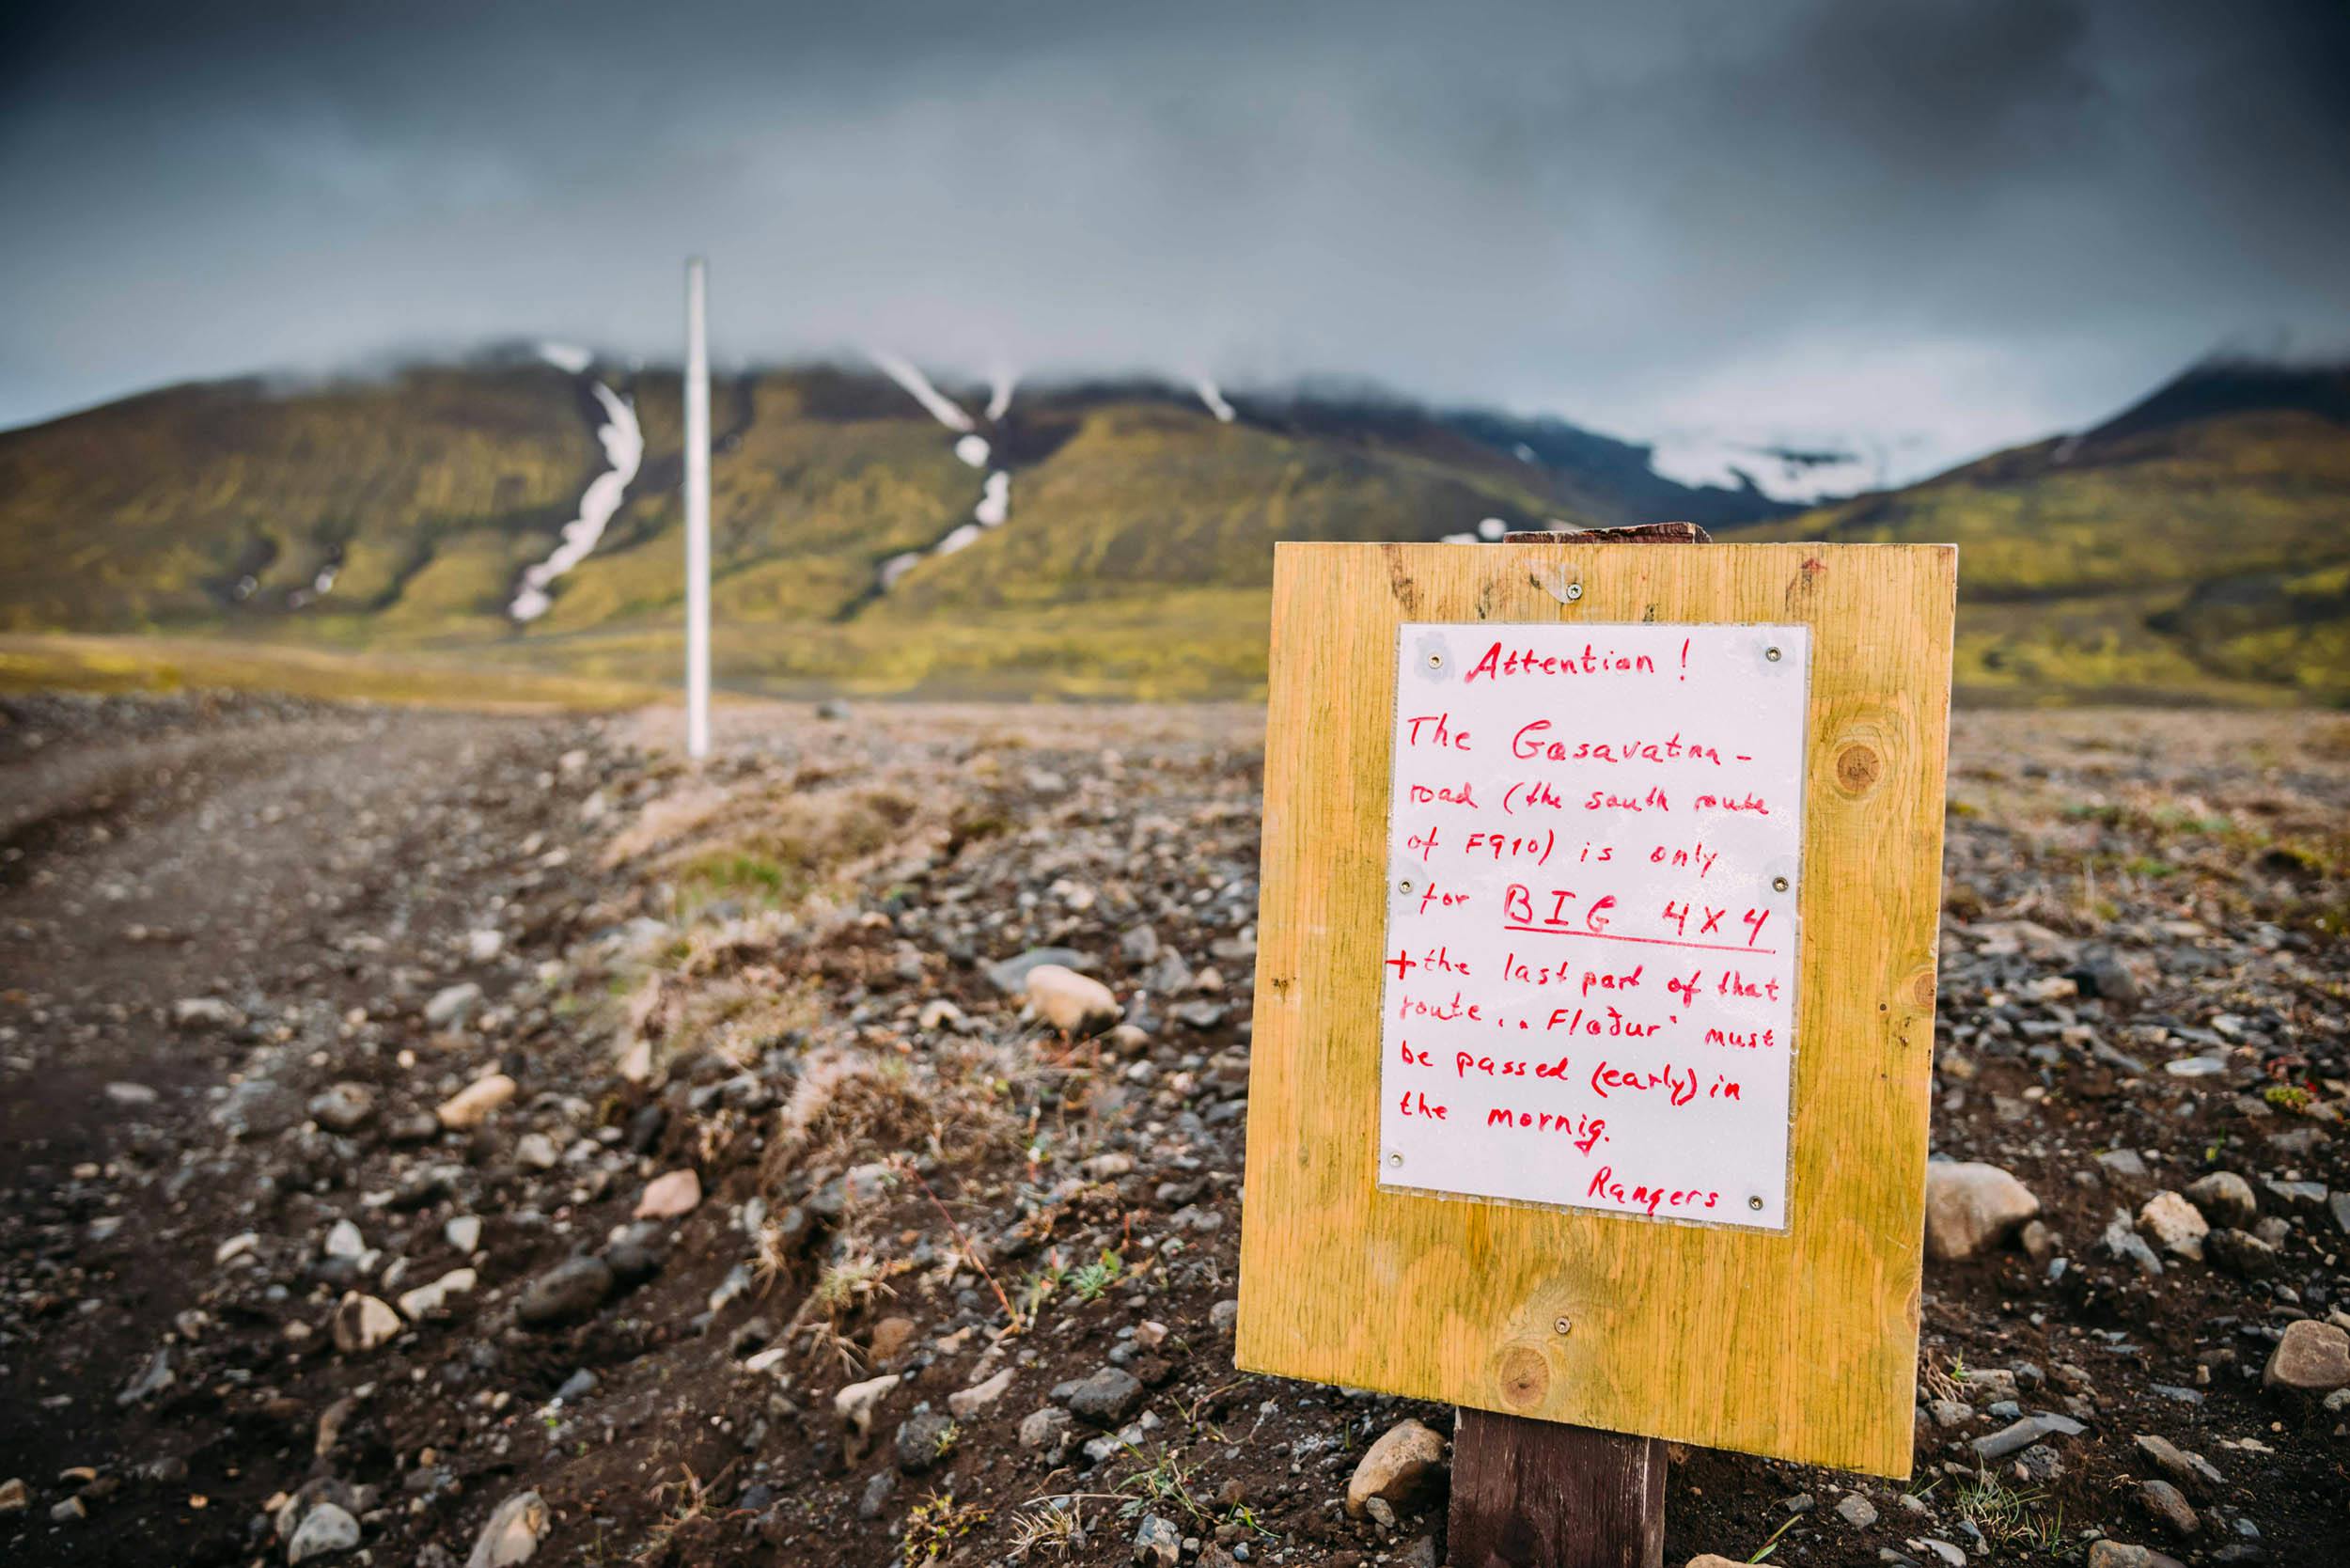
[1237,541,1955,1477]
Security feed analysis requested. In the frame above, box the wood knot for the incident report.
[1834,743,1883,797]
[1911,967,1938,1011]
[1497,1345,1550,1409]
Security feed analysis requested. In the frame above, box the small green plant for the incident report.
[2264,1083,2314,1113]
[902,1492,990,1564]
[1068,1248,1124,1303]
[1746,1512,1801,1562]
[933,1419,963,1460]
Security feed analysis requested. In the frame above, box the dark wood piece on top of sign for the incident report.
[1442,521,1706,1568]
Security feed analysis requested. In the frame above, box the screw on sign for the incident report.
[1236,526,1957,1567]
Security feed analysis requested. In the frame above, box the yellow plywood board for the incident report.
[1236,541,1955,1477]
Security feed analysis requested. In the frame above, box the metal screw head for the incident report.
[1425,651,1445,670]
[1386,1152,1403,1168]
[1553,1316,1573,1336]
[1764,646,1782,662]
[1772,876,1790,893]
[1748,1195,1765,1211]
[1563,582,1584,602]
[1399,879,1415,895]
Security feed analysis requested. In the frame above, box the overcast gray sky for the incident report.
[3,0,2344,478]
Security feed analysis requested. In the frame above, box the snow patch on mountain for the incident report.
[1647,432,1883,505]
[538,342,592,375]
[509,381,643,622]
[870,350,976,433]
[1194,378,1236,424]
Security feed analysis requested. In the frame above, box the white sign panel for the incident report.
[1378,621,1810,1231]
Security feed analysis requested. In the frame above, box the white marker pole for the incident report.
[683,257,712,760]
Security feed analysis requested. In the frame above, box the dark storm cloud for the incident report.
[2,0,2344,476]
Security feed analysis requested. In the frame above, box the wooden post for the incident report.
[1440,520,1711,1568]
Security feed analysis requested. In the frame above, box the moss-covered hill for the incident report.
[0,353,2342,702]
[1744,361,2350,706]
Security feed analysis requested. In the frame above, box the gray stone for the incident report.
[895,1409,955,1474]
[2138,1478,2199,1538]
[1064,1366,1146,1425]
[1971,1412,2085,1460]
[2133,1434,2222,1494]
[1836,1494,1877,1528]
[288,1502,361,1562]
[1018,1406,1073,1452]
[424,981,483,1027]
[1133,1513,1182,1568]
[2103,1210,2166,1278]
[2207,1227,2279,1278]
[516,1256,614,1327]
[307,1082,376,1133]
[986,947,1092,994]
[2186,1171,2258,1229]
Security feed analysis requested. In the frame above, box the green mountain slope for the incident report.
[1742,361,2350,704]
[0,354,2342,702]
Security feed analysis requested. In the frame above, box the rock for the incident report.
[2186,1170,2258,1229]
[0,1478,25,1513]
[1685,1560,1746,1568]
[307,1082,376,1133]
[1344,1418,1446,1518]
[2103,1210,2166,1277]
[2072,949,2141,1005]
[397,1268,478,1320]
[2137,1191,2209,1260]
[948,1367,1015,1420]
[330,1292,401,1354]
[322,1219,366,1259]
[986,947,1091,994]
[1970,1412,2085,1460]
[2262,1319,2350,1393]
[2207,1226,2279,1278]
[1923,1162,2040,1261]
[288,1501,361,1561]
[1210,1299,1240,1333]
[868,1315,917,1363]
[2133,1434,2222,1494]
[894,1409,955,1474]
[855,1471,896,1521]
[2138,1478,2199,1538]
[1018,1406,1073,1452]
[424,981,483,1027]
[634,1168,702,1219]
[1065,1365,1146,1425]
[516,1256,614,1327]
[435,1073,516,1130]
[2086,1544,2186,1568]
[446,1215,482,1252]
[1121,925,1161,964]
[1025,964,1120,1037]
[512,1132,559,1169]
[466,929,505,963]
[1835,1494,1877,1528]
[466,1491,549,1568]
[173,996,241,1028]
[835,1372,901,1462]
[1134,1513,1182,1568]
[118,1345,173,1405]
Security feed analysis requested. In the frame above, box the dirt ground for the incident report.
[1,693,2344,1567]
